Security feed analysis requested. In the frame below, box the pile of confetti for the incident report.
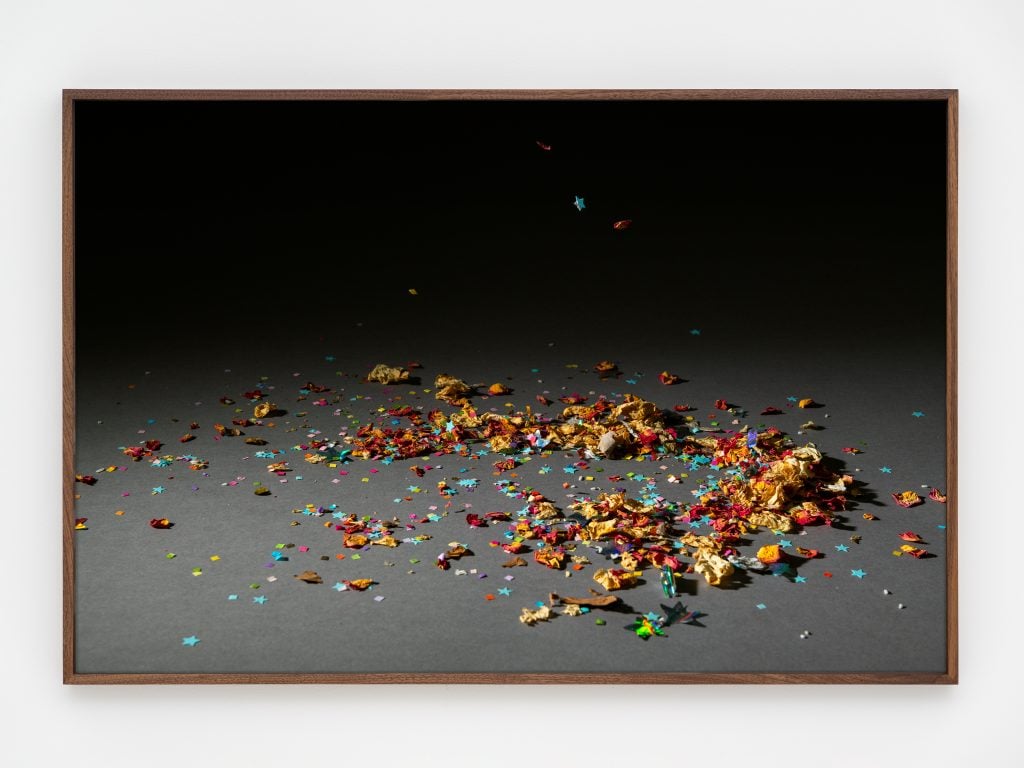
[74,355,946,652]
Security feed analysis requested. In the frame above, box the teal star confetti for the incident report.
[151,486,166,494]
[911,411,924,418]
[498,587,512,596]
[779,539,793,548]
[574,195,586,211]
[181,636,200,647]
[880,466,893,474]
[793,576,807,583]
[253,595,267,604]
[851,569,867,579]
[835,544,849,552]
[689,329,701,336]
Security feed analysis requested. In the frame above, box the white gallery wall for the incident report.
[1,1,1019,765]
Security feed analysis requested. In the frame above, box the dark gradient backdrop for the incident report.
[75,99,946,352]
[70,98,950,675]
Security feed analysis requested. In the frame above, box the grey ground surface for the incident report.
[72,310,948,676]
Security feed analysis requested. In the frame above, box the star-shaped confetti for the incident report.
[497,587,512,596]
[574,196,586,211]
[880,466,893,474]
[911,411,924,418]
[793,575,807,583]
[689,329,701,336]
[151,486,166,494]
[181,635,200,647]
[835,544,849,552]
[851,569,867,579]
[627,616,665,640]
[253,595,267,604]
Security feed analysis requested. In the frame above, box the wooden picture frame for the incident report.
[64,89,957,684]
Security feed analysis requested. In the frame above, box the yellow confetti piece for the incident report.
[210,555,220,562]
[115,510,125,516]
[408,288,418,295]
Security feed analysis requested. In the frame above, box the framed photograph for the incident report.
[64,89,956,683]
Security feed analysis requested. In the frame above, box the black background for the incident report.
[74,98,948,354]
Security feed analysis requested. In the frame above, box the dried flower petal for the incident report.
[892,491,924,508]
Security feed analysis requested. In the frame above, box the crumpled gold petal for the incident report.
[519,604,552,625]
[693,551,734,586]
[367,364,409,385]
